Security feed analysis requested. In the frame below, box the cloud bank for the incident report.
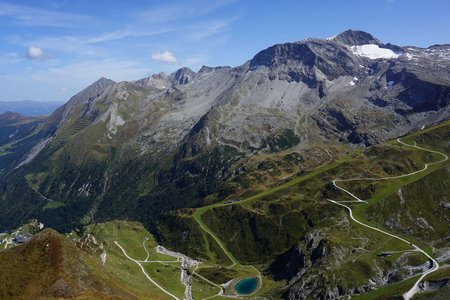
[26,46,47,59]
[151,51,177,63]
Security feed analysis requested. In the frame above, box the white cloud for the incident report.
[26,46,47,59]
[0,1,241,101]
[10,29,171,57]
[151,51,177,63]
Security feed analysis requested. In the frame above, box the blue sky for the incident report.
[1,0,449,102]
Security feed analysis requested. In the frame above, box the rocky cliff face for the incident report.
[333,29,382,46]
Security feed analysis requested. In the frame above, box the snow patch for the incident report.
[349,77,358,86]
[405,53,417,60]
[350,44,400,59]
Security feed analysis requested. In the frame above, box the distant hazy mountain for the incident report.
[0,100,63,116]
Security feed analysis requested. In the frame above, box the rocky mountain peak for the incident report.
[249,37,361,84]
[0,111,26,122]
[68,77,115,105]
[250,42,317,69]
[333,29,381,46]
[54,76,117,126]
[249,29,381,70]
[170,67,196,85]
[198,65,214,73]
[92,77,116,89]
[197,65,230,74]
[135,72,170,89]
[135,68,196,89]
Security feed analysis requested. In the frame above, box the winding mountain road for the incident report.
[194,211,238,268]
[193,208,264,298]
[114,137,446,300]
[114,241,181,300]
[327,138,448,300]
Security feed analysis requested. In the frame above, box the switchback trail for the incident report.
[114,241,180,300]
[327,138,448,300]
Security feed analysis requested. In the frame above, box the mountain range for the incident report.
[0,100,63,116]
[0,30,449,299]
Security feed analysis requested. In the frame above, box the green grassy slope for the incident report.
[1,110,449,300]
[185,119,450,299]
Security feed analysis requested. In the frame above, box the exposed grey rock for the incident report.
[333,29,381,46]
[171,67,196,85]
[34,29,450,159]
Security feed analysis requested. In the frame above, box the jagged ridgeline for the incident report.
[1,29,449,231]
[0,29,450,299]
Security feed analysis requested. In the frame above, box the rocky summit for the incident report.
[1,30,450,299]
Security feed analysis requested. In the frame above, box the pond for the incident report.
[234,276,259,295]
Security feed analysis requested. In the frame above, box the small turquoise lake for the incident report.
[234,277,258,295]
